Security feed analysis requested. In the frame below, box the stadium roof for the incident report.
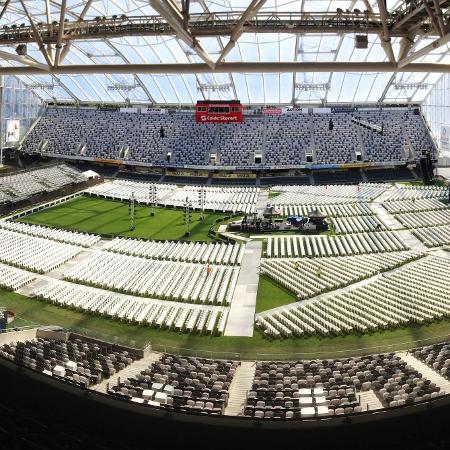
[0,0,449,105]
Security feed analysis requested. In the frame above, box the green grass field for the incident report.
[6,194,450,359]
[2,287,450,359]
[256,275,297,313]
[19,196,228,242]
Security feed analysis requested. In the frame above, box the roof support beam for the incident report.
[362,0,374,14]
[431,0,447,36]
[59,0,94,64]
[0,0,11,20]
[19,0,53,67]
[398,34,416,61]
[216,0,267,65]
[398,32,450,68]
[54,0,67,67]
[0,50,50,71]
[181,0,190,30]
[423,0,445,37]
[377,0,396,64]
[45,0,53,62]
[79,0,94,21]
[0,62,448,75]
[148,0,215,69]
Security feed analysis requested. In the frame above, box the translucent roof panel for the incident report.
[0,0,447,104]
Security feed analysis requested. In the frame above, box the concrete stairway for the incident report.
[224,361,256,416]
[92,351,162,393]
[358,389,383,411]
[398,351,450,395]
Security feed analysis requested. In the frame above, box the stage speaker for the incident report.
[420,152,433,185]
[413,108,420,115]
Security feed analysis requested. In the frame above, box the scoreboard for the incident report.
[195,100,243,123]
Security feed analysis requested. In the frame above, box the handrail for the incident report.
[255,333,450,361]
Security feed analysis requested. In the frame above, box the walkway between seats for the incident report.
[370,202,403,230]
[91,351,162,393]
[358,389,383,411]
[224,241,262,337]
[224,361,256,416]
[256,189,269,217]
[397,352,450,395]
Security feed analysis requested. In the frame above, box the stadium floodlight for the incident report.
[107,82,138,92]
[28,82,56,90]
[295,82,330,92]
[129,192,136,231]
[198,187,206,220]
[197,83,232,93]
[393,82,429,90]
[184,196,192,237]
[149,184,157,217]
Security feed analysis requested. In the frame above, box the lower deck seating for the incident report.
[109,353,239,415]
[245,352,442,419]
[413,343,450,379]
[0,336,137,387]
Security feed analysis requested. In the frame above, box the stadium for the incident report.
[2,0,450,448]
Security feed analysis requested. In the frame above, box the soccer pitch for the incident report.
[19,195,228,241]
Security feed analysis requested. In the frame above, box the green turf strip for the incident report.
[2,288,450,360]
[256,275,297,313]
[19,196,227,242]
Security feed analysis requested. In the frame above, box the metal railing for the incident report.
[255,333,450,361]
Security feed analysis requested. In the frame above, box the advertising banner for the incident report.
[262,106,285,115]
[197,114,242,123]
[6,120,20,142]
[440,125,450,156]
[141,107,167,114]
[120,107,138,113]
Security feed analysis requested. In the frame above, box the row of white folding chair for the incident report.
[64,251,236,305]
[256,255,450,337]
[86,181,176,203]
[104,237,244,265]
[383,198,448,215]
[260,251,421,299]
[331,215,386,234]
[0,220,100,248]
[276,203,373,218]
[31,280,229,334]
[270,183,387,200]
[0,263,36,290]
[0,229,81,274]
[383,186,447,202]
[394,209,450,229]
[267,231,406,258]
[412,224,450,247]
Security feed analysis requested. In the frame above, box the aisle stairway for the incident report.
[358,389,383,411]
[397,351,450,395]
[224,361,256,416]
[92,351,162,393]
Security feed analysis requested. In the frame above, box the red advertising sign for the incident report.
[262,106,285,115]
